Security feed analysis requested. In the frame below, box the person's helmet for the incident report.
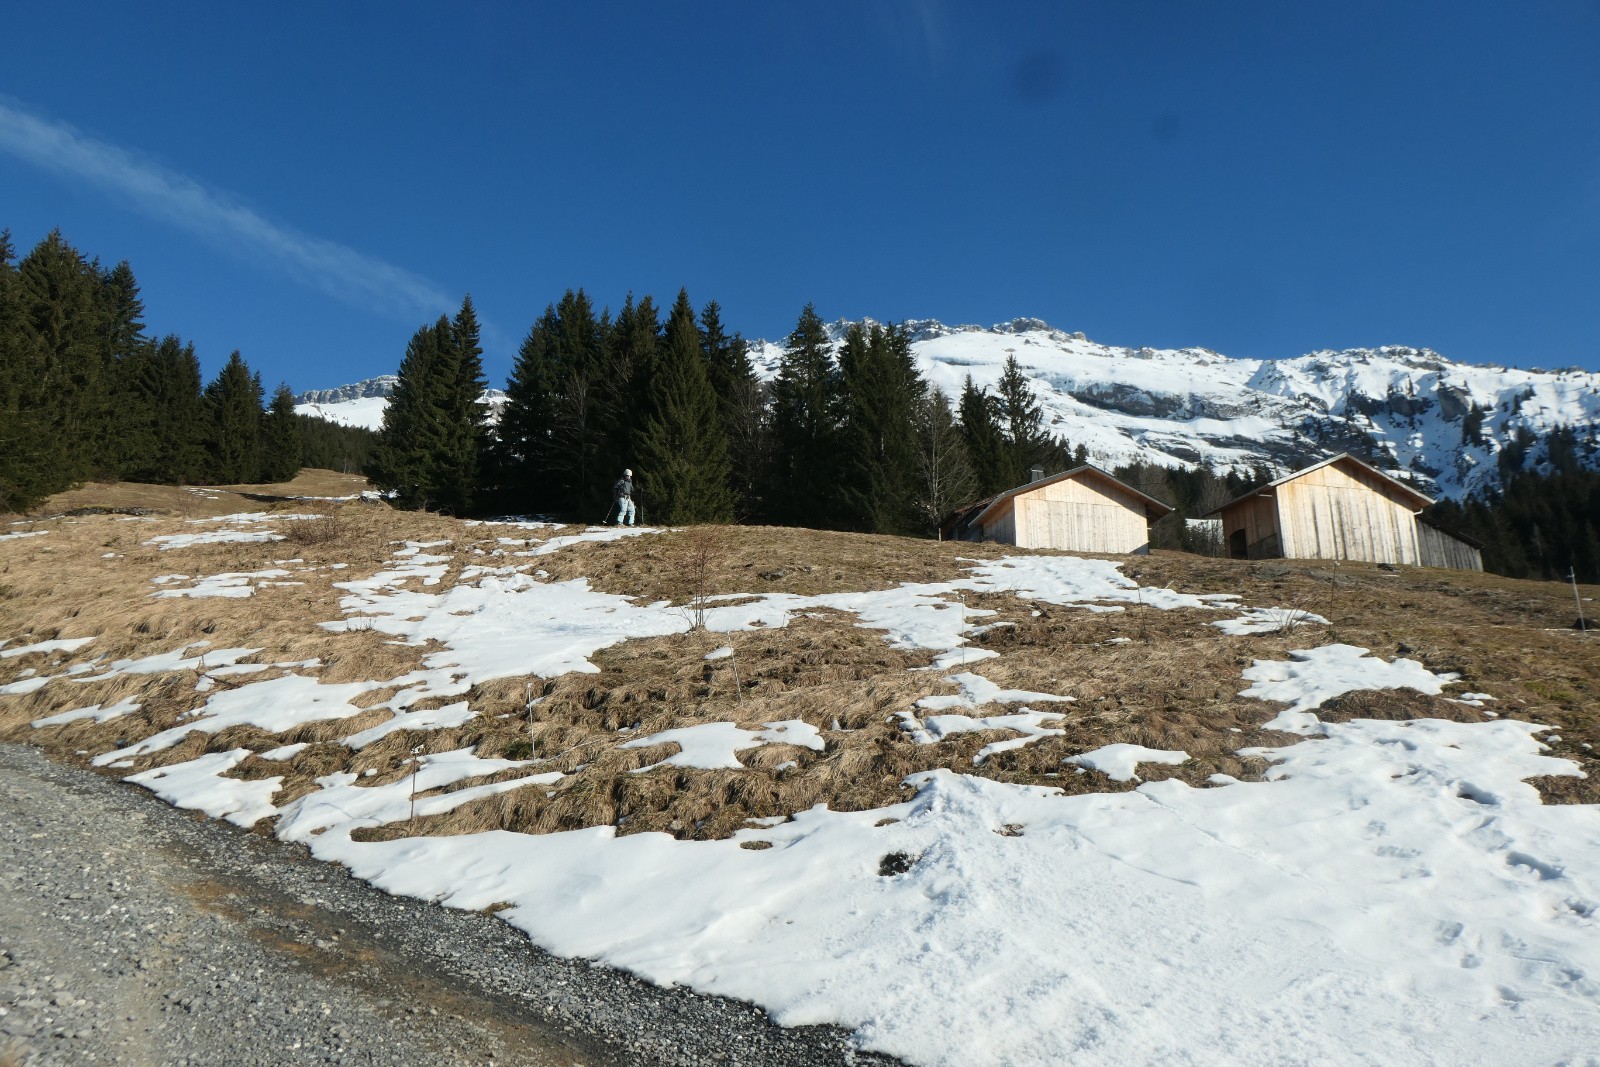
[624,468,632,477]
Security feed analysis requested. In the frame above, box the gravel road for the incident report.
[0,745,903,1067]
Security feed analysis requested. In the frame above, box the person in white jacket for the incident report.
[611,469,636,526]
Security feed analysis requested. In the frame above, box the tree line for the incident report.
[0,227,374,512]
[369,292,1119,532]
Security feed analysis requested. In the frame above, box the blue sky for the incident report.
[3,2,1599,389]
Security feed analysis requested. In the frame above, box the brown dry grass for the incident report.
[5,488,1598,852]
[22,468,370,521]
[216,468,370,500]
[536,522,1016,602]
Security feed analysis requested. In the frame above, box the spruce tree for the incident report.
[203,351,265,483]
[108,339,162,479]
[437,295,489,514]
[995,354,1056,484]
[143,337,209,484]
[634,289,734,523]
[260,384,303,483]
[544,289,605,511]
[369,319,452,509]
[0,230,57,511]
[99,260,151,477]
[837,322,925,533]
[767,303,843,526]
[99,260,146,358]
[914,386,974,532]
[496,305,560,511]
[699,301,764,512]
[958,377,1010,496]
[16,230,108,487]
[604,293,661,498]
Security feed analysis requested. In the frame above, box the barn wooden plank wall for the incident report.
[1417,522,1484,571]
[1274,462,1422,565]
[988,507,1017,545]
[1221,495,1281,559]
[1011,474,1151,553]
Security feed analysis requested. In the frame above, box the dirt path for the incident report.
[0,745,898,1067]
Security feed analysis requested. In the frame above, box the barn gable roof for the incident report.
[966,464,1174,529]
[1204,453,1434,517]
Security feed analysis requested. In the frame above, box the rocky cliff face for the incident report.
[294,376,400,405]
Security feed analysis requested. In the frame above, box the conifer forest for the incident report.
[3,225,1596,582]
[0,227,373,513]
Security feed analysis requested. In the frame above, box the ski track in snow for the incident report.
[10,526,1600,1065]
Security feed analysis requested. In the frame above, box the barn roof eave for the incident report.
[967,464,1174,529]
[1201,453,1435,517]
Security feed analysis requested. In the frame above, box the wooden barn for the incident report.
[1206,454,1482,570]
[944,465,1172,554]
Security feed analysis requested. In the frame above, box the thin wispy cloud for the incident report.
[0,97,455,322]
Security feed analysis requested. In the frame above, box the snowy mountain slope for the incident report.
[299,320,1599,499]
[294,379,506,431]
[750,318,1600,499]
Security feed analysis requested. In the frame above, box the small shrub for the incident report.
[283,514,345,546]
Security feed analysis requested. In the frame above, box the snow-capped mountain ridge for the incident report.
[294,377,508,431]
[298,320,1598,500]
[746,320,1598,499]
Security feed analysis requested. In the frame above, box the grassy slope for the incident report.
[2,475,1596,849]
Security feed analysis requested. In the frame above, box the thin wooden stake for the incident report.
[525,682,537,756]
[408,744,424,826]
[1572,567,1589,634]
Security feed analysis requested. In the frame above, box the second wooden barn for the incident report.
[1207,453,1482,570]
[945,465,1173,554]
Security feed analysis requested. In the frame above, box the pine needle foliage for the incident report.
[204,351,265,484]
[914,386,974,532]
[767,303,844,527]
[958,376,1010,498]
[260,384,303,483]
[837,322,926,534]
[634,290,734,523]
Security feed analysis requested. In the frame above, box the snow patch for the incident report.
[1065,743,1190,782]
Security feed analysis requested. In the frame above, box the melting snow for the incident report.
[1211,606,1330,636]
[31,696,141,728]
[342,701,478,749]
[273,749,558,843]
[518,525,662,556]
[128,750,283,827]
[150,568,294,598]
[1065,743,1190,782]
[899,709,1068,763]
[0,636,96,658]
[31,530,1600,1066]
[1241,643,1460,733]
[914,671,1073,712]
[624,720,826,771]
[287,714,1598,1067]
